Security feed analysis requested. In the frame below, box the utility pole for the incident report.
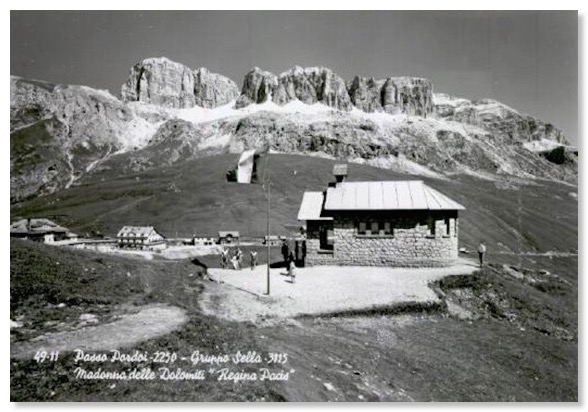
[517,193,523,269]
[265,152,271,295]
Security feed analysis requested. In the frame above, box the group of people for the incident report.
[221,247,257,271]
[218,239,486,283]
[219,242,297,283]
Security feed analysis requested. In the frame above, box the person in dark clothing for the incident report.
[477,241,486,268]
[220,247,229,269]
[281,240,289,266]
[250,250,258,270]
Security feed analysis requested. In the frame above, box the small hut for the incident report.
[218,231,240,245]
[10,218,75,243]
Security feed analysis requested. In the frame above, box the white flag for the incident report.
[236,149,257,184]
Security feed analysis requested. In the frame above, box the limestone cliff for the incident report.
[349,76,435,117]
[234,67,278,108]
[237,68,434,116]
[347,77,385,113]
[274,67,353,111]
[121,57,239,109]
[236,66,352,111]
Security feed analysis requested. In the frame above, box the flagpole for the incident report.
[266,152,271,295]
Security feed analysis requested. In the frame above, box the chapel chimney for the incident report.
[333,164,348,185]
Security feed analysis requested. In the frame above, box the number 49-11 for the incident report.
[34,350,59,363]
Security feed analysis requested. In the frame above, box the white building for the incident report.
[116,226,166,250]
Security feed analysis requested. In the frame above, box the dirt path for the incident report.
[10,304,188,360]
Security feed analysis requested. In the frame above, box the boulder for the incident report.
[10,320,23,329]
[79,313,99,324]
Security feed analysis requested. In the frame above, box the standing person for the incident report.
[250,250,258,270]
[235,247,243,270]
[288,250,295,267]
[231,254,239,270]
[288,260,297,283]
[220,247,229,269]
[281,240,289,266]
[477,241,486,268]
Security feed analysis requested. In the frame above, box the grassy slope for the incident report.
[11,153,578,256]
[10,154,578,401]
[11,238,577,401]
[10,239,283,402]
[260,306,577,401]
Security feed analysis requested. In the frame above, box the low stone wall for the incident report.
[305,238,336,265]
[306,215,459,267]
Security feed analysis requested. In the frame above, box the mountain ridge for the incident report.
[10,57,578,203]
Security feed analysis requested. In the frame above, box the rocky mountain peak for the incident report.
[234,67,278,109]
[121,57,239,109]
[347,76,386,113]
[235,65,435,116]
[347,75,435,117]
[192,67,240,109]
[434,93,569,145]
[10,60,577,202]
[237,65,353,111]
[277,66,352,110]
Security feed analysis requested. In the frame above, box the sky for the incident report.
[10,10,578,143]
